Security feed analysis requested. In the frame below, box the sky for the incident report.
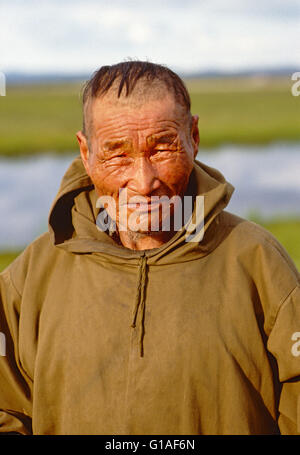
[0,0,299,75]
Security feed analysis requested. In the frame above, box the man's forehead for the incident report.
[92,91,178,114]
[90,93,186,132]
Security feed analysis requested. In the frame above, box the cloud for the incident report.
[0,0,299,73]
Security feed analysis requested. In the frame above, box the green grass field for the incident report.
[0,218,299,273]
[0,251,21,273]
[187,76,300,148]
[0,75,299,156]
[253,218,300,272]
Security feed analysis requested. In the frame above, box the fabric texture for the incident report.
[0,155,299,435]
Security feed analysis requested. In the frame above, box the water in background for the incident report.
[0,142,299,250]
[198,142,300,218]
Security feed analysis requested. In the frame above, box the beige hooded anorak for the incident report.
[0,156,299,435]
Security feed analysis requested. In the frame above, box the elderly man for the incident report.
[0,61,300,435]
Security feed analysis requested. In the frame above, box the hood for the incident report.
[48,154,234,264]
[48,154,234,357]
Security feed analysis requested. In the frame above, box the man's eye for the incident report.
[107,151,127,159]
[109,154,132,164]
[150,150,174,162]
[152,149,172,156]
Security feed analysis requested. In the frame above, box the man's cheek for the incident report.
[158,157,193,188]
[91,170,121,195]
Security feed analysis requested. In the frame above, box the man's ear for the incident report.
[190,115,200,159]
[76,131,90,176]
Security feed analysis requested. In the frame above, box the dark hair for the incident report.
[81,60,191,136]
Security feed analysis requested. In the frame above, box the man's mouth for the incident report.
[124,201,160,213]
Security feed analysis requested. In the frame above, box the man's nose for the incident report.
[128,157,160,196]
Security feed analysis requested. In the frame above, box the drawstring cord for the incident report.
[131,255,147,357]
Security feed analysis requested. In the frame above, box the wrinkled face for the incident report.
[78,93,199,234]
